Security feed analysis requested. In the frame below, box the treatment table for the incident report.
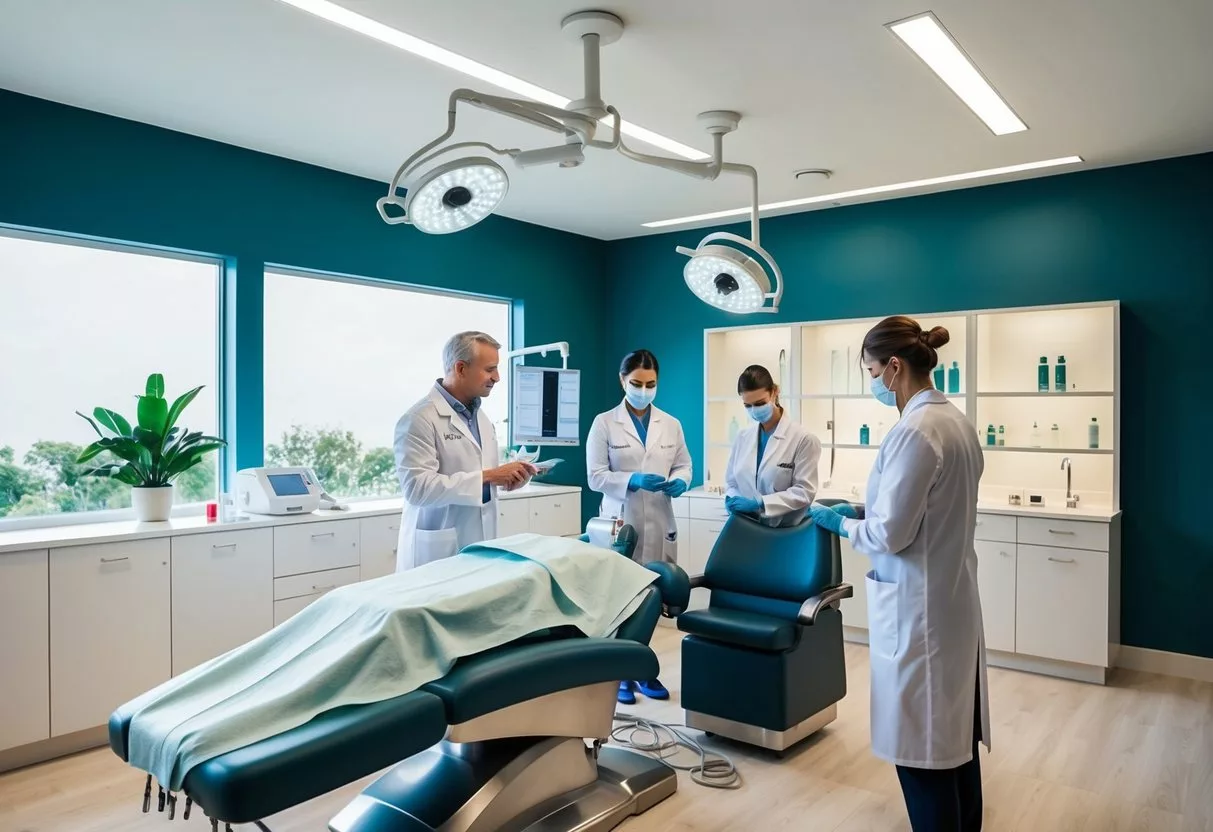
[107,529,692,832]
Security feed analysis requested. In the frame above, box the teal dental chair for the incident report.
[673,511,853,753]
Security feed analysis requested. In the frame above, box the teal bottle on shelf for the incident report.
[1055,355,1067,392]
[986,424,996,446]
[1088,417,1099,449]
[947,360,960,394]
[1038,356,1049,392]
[859,424,870,446]
[933,364,945,391]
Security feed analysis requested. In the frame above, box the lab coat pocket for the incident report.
[414,528,459,566]
[865,570,900,660]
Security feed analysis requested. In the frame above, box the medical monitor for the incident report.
[511,365,580,446]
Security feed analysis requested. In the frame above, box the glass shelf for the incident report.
[980,445,1112,455]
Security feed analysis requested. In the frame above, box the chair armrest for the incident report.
[644,562,691,616]
[688,573,707,589]
[797,583,853,625]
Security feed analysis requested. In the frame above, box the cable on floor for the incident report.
[610,711,742,789]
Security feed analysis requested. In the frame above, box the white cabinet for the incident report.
[529,494,581,537]
[497,499,531,537]
[0,549,50,752]
[273,519,360,578]
[359,515,400,582]
[1015,544,1109,667]
[975,540,1016,653]
[50,539,170,737]
[838,538,869,629]
[171,529,273,676]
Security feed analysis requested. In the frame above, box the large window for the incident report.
[263,269,511,501]
[0,230,221,524]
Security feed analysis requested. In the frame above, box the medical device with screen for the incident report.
[235,466,346,515]
[511,365,580,446]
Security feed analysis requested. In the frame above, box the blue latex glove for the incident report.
[810,503,850,537]
[628,473,668,492]
[660,478,688,498]
[725,495,763,515]
[829,502,859,519]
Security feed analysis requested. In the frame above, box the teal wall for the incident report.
[605,153,1213,660]
[0,89,613,524]
[5,86,1212,661]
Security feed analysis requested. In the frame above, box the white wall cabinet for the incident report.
[0,549,50,752]
[1015,544,1109,667]
[171,528,274,676]
[50,539,171,737]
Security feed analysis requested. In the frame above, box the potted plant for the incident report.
[76,373,226,522]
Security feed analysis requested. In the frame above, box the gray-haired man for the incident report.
[392,331,537,571]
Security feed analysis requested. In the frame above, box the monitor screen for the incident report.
[267,473,310,496]
[511,366,580,446]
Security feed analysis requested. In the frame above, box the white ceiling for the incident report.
[2,0,1212,240]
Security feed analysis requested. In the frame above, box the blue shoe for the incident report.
[617,680,636,705]
[635,679,669,700]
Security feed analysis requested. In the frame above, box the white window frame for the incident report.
[0,226,225,532]
[261,264,514,504]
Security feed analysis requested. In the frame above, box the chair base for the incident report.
[328,738,676,832]
[685,702,838,752]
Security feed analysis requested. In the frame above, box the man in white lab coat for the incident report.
[392,331,536,571]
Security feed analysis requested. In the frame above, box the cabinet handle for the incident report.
[311,532,335,540]
[388,525,398,531]
[312,584,336,593]
[1000,551,1011,557]
[212,543,237,550]
[1047,556,1076,564]
[1047,529,1075,536]
[553,503,562,508]
[100,556,129,564]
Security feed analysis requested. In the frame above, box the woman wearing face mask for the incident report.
[810,316,988,832]
[586,348,692,705]
[723,365,821,526]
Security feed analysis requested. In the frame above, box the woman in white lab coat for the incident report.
[586,349,692,704]
[810,317,989,832]
[723,365,821,525]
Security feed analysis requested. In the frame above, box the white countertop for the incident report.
[0,482,582,554]
[680,486,1120,523]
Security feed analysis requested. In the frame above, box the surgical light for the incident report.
[678,233,782,315]
[401,158,508,235]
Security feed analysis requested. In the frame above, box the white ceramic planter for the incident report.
[132,485,174,522]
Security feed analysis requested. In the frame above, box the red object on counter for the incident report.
[206,501,218,522]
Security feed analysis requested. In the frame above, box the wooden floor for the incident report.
[2,627,1212,831]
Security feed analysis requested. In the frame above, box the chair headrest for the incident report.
[703,513,840,603]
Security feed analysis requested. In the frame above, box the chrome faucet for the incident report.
[1060,457,1079,508]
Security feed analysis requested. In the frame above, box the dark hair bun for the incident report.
[923,326,950,349]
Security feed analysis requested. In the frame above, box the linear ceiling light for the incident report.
[272,0,709,160]
[887,12,1026,135]
[642,156,1084,228]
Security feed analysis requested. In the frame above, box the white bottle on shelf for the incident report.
[1030,422,1042,448]
[1050,423,1061,448]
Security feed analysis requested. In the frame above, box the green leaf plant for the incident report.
[75,373,226,488]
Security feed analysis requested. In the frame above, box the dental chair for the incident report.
[672,511,852,754]
[107,525,691,832]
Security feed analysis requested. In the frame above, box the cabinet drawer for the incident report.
[838,538,869,629]
[1014,544,1108,667]
[974,540,1016,653]
[275,595,318,627]
[359,515,400,582]
[274,519,360,577]
[671,496,691,519]
[530,494,581,537]
[274,565,361,601]
[689,496,728,521]
[974,512,1016,544]
[688,518,725,574]
[171,528,273,675]
[1017,517,1108,552]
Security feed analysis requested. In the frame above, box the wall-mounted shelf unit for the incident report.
[704,300,1120,512]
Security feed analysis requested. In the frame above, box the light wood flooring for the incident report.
[2,626,1211,831]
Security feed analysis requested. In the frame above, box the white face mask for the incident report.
[625,385,655,409]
